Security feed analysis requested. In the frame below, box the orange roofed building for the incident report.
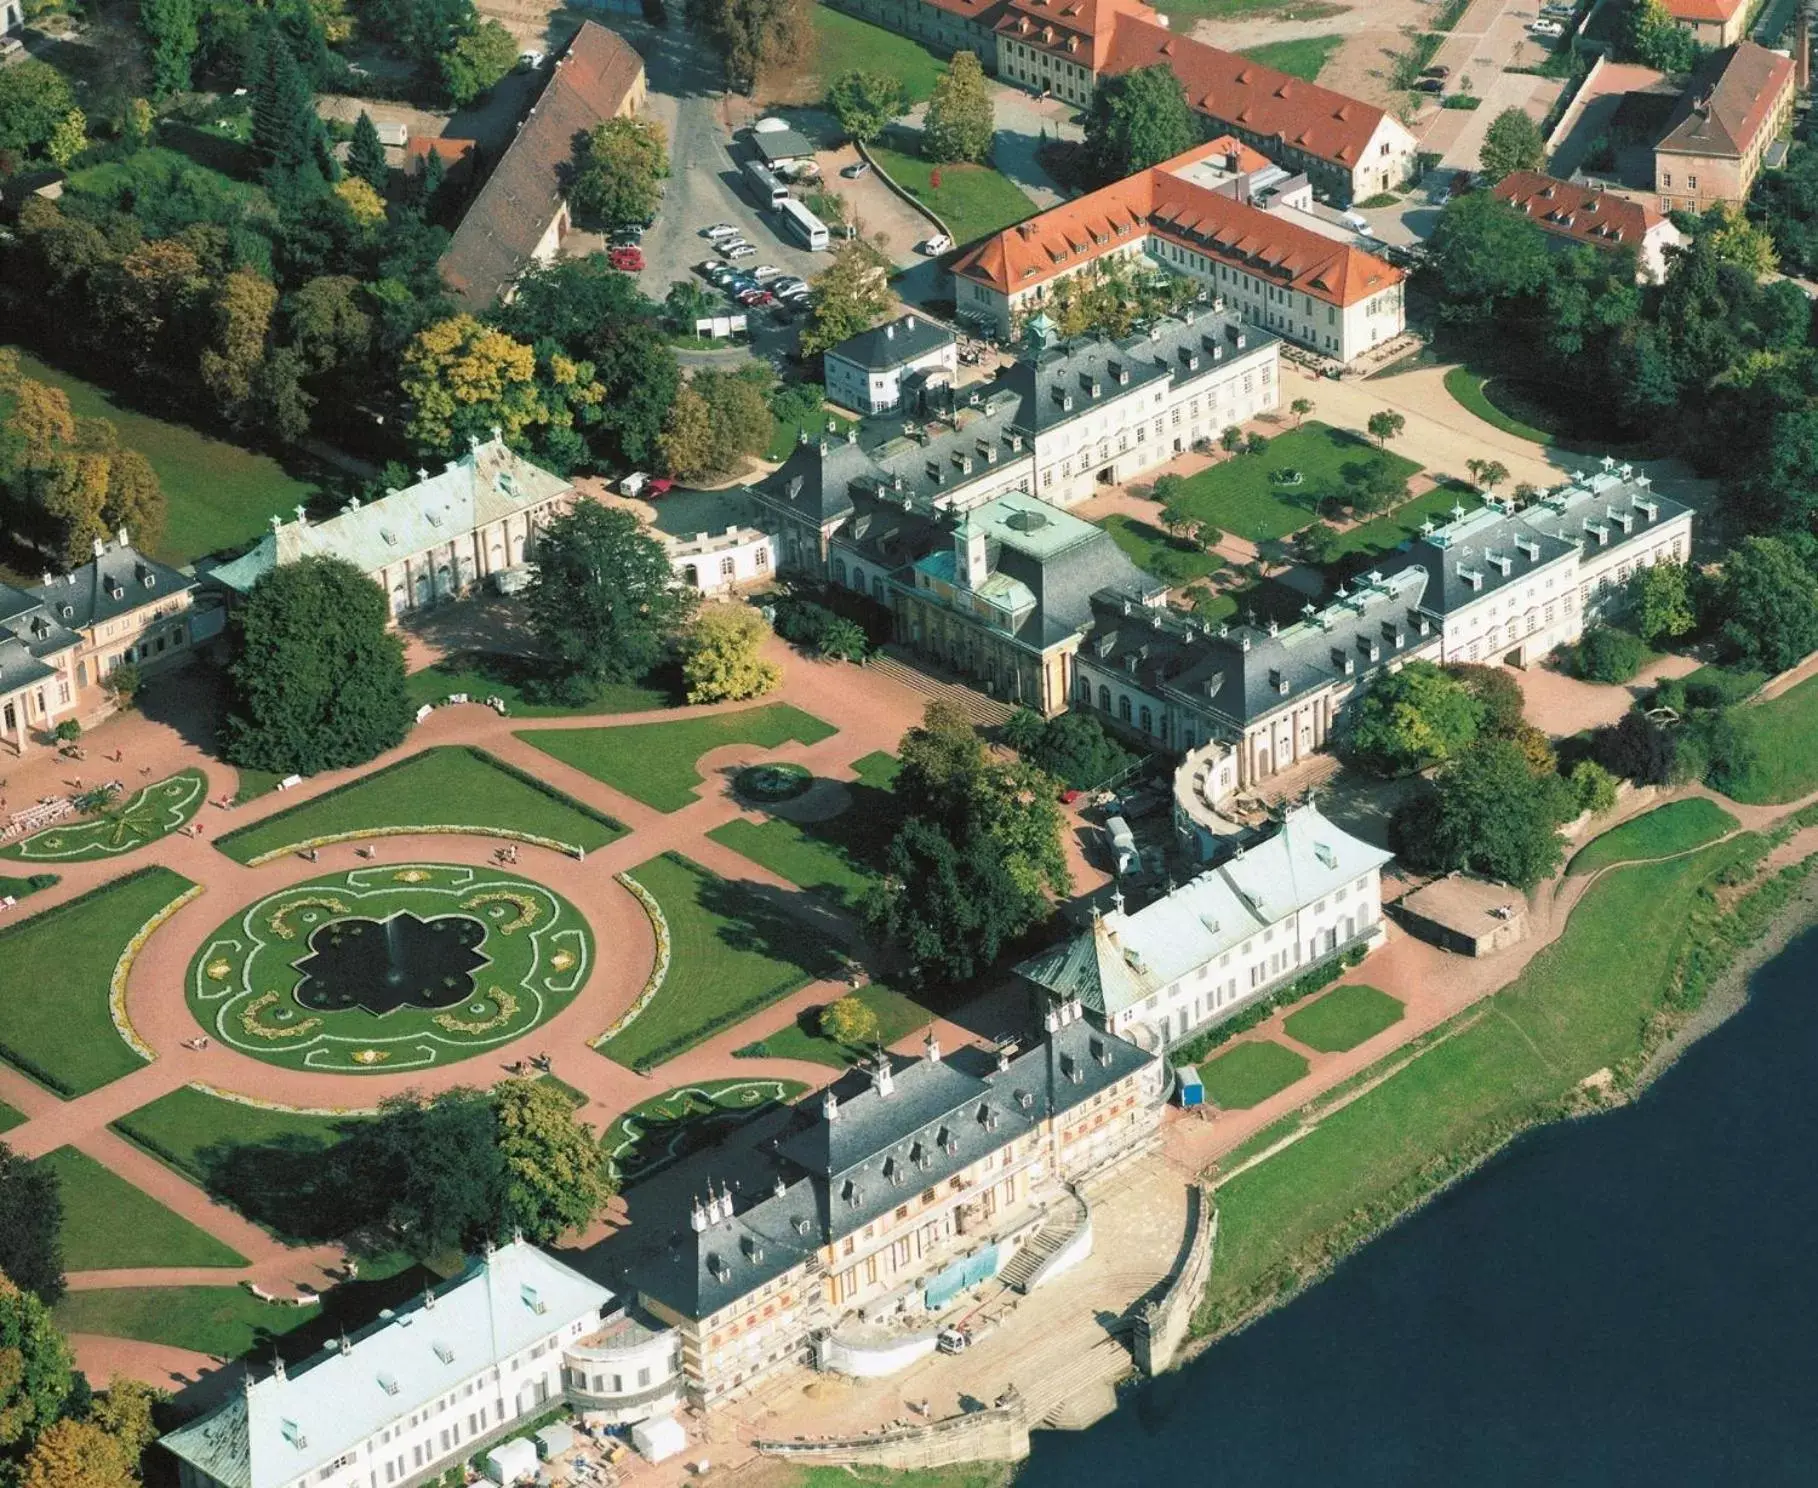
[826,0,1416,202]
[952,138,1405,363]
[1659,0,1750,48]
[1491,171,1685,282]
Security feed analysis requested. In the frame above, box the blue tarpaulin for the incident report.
[924,1242,1001,1309]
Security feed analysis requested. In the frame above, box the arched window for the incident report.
[1118,695,1132,722]
[1098,685,1110,711]
[1139,705,1153,734]
[851,566,866,592]
[1078,675,1093,703]
[833,559,847,584]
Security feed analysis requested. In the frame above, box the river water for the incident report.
[1021,927,1818,1486]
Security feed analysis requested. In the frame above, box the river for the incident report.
[1021,927,1818,1486]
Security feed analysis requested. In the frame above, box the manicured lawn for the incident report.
[606,1076,808,1183]
[737,983,931,1067]
[520,704,838,813]
[1098,514,1222,586]
[213,746,625,864]
[0,1100,22,1135]
[37,1146,247,1270]
[1198,834,1758,1335]
[766,395,857,459]
[1443,367,1555,445]
[812,6,946,102]
[870,139,1039,247]
[2,346,318,565]
[0,875,57,905]
[0,769,207,863]
[405,651,680,717]
[1168,423,1422,544]
[1239,34,1345,80]
[850,751,901,791]
[1721,672,1818,804]
[1198,1040,1310,1109]
[1282,984,1404,1053]
[113,1086,357,1185]
[599,854,845,1070]
[1681,663,1768,707]
[1567,798,1739,876]
[1326,485,1483,564]
[709,816,875,907]
[232,766,286,805]
[0,867,193,1096]
[55,1286,320,1357]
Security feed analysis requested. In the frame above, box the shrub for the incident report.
[818,617,870,662]
[1569,759,1619,816]
[1569,626,1645,683]
[1595,709,1675,785]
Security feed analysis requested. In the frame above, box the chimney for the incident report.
[117,527,130,548]
[92,537,105,559]
[822,1089,839,1121]
[872,1058,895,1097]
[886,323,895,340]
[924,1029,941,1064]
[689,1196,709,1233]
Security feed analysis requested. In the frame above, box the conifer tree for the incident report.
[348,110,387,191]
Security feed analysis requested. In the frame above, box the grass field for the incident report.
[0,867,193,1095]
[869,139,1039,247]
[1722,674,1818,803]
[3,346,317,565]
[1567,799,1739,876]
[113,1086,357,1184]
[1282,984,1404,1053]
[0,769,207,863]
[708,815,875,907]
[766,393,858,460]
[812,7,946,102]
[38,1146,247,1271]
[1097,514,1223,586]
[1239,34,1345,80]
[607,1076,808,1183]
[1443,367,1556,445]
[214,747,625,863]
[1199,1040,1310,1109]
[599,854,844,1070]
[520,705,838,813]
[405,651,680,717]
[1196,831,1758,1335]
[0,1101,22,1135]
[850,751,901,791]
[1327,484,1483,565]
[1680,663,1769,707]
[738,983,931,1067]
[55,1286,319,1357]
[1169,423,1421,543]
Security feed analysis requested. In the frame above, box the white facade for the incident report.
[669,524,776,594]
[0,2,20,35]
[822,316,959,415]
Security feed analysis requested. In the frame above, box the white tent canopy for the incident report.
[482,1437,540,1484]
[631,1415,687,1463]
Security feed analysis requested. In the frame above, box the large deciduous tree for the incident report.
[1476,107,1545,181]
[401,315,548,456]
[1392,736,1573,889]
[493,1078,616,1243]
[140,0,202,97]
[569,116,670,231]
[0,1274,74,1458]
[199,268,279,421]
[799,240,895,357]
[1714,535,1818,674]
[0,62,77,162]
[827,70,905,145]
[0,1148,62,1306]
[658,366,773,481]
[680,604,781,703]
[1628,561,1695,647]
[526,502,695,701]
[439,18,516,106]
[923,51,994,165]
[350,1088,506,1258]
[1426,192,1553,320]
[1344,659,1484,776]
[1083,64,1195,185]
[222,557,412,776]
[19,1419,136,1488]
[684,0,811,92]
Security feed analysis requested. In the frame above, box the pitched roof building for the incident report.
[953,139,1404,362]
[1653,41,1795,213]
[822,312,959,415]
[439,22,647,307]
[1491,170,1684,281]
[1658,0,1751,48]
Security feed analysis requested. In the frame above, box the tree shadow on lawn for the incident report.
[194,1128,377,1247]
[710,769,902,879]
[695,873,854,977]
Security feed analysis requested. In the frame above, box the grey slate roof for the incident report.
[29,536,194,630]
[0,582,79,696]
[824,313,955,372]
[751,127,816,165]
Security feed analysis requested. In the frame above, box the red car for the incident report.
[609,246,645,271]
[647,477,675,497]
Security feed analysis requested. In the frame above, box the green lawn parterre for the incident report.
[708,816,875,908]
[1442,366,1556,446]
[1721,672,1818,804]
[0,1100,23,1135]
[37,1145,247,1271]
[1097,513,1223,586]
[0,769,207,863]
[868,139,1039,247]
[188,862,594,1075]
[54,1286,320,1358]
[1198,1040,1311,1109]
[520,704,838,813]
[113,1086,358,1185]
[599,853,844,1070]
[1326,484,1484,565]
[1238,34,1345,80]
[738,983,932,1067]
[1169,423,1423,544]
[405,651,680,718]
[606,1077,808,1183]
[1566,799,1739,876]
[1281,984,1405,1053]
[0,866,194,1096]
[812,6,946,102]
[849,751,901,791]
[213,746,625,864]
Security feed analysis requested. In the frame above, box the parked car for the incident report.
[518,49,547,69]
[723,243,757,259]
[738,289,775,307]
[1527,18,1565,35]
[773,276,808,293]
[609,246,645,271]
[841,160,871,179]
[1421,64,1451,78]
[703,223,740,240]
[647,477,675,497]
[1414,77,1444,93]
[921,233,952,255]
[751,264,781,280]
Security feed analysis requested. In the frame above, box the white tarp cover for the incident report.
[483,1437,540,1484]
[631,1415,687,1462]
[534,1422,577,1459]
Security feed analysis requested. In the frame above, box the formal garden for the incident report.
[0,768,207,863]
[187,863,594,1074]
[1196,1039,1311,1110]
[1281,984,1405,1054]
[605,1077,808,1184]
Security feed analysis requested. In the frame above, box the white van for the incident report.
[1105,816,1138,876]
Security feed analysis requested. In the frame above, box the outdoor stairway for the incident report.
[997,1189,1089,1294]
[866,650,1017,727]
[1017,1336,1134,1428]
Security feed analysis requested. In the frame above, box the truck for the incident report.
[1104,816,1138,877]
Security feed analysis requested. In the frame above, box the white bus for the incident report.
[743,159,788,208]
[775,196,829,251]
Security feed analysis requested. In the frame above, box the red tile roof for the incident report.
[1660,0,1744,22]
[952,139,1403,306]
[996,0,1158,71]
[1491,171,1668,253]
[1656,41,1795,160]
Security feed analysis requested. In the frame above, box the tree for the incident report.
[799,239,895,357]
[19,1419,136,1488]
[1629,561,1695,647]
[1346,454,1408,514]
[1289,396,1312,428]
[0,1274,74,1456]
[0,62,77,161]
[86,1377,161,1470]
[1595,707,1676,784]
[1714,535,1818,673]
[820,994,881,1048]
[1366,410,1405,448]
[659,367,773,480]
[1466,457,1509,493]
[401,315,548,456]
[1570,758,1620,815]
[663,278,713,330]
[492,1078,615,1244]
[923,51,993,165]
[347,1089,506,1258]
[1012,709,1132,790]
[1625,0,1701,70]
[439,18,517,106]
[199,268,278,419]
[570,116,670,231]
[680,605,781,703]
[1427,192,1553,319]
[141,0,201,97]
[684,0,811,91]
[1219,425,1243,452]
[819,616,868,661]
[1344,659,1484,775]
[1704,202,1777,276]
[348,111,389,192]
[1394,736,1573,888]
[250,29,327,178]
[1083,64,1194,184]
[1477,107,1545,181]
[1298,521,1342,565]
[526,502,696,699]
[828,70,905,145]
[222,557,412,776]
[0,1148,62,1306]
[1446,662,1526,737]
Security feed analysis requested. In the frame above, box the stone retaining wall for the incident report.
[1132,1183,1216,1376]
[755,1396,1031,1468]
